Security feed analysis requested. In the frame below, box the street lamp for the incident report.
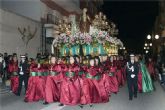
[155,35,159,39]
[144,47,146,49]
[145,43,148,46]
[149,43,152,46]
[145,50,149,53]
[147,34,151,39]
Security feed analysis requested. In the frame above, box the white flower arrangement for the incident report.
[52,31,123,47]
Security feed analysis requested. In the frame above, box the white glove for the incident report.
[19,71,24,75]
[19,67,24,75]
[131,74,135,78]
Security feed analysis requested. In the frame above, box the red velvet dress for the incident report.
[115,60,125,87]
[105,65,119,94]
[44,64,63,103]
[95,66,109,103]
[25,63,46,102]
[80,66,106,104]
[147,61,156,80]
[78,64,87,78]
[121,59,127,82]
[60,64,81,105]
[138,64,142,92]
[8,61,19,94]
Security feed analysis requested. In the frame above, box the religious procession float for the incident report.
[51,8,123,57]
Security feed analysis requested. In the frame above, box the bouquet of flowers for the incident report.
[52,30,123,50]
[84,33,92,45]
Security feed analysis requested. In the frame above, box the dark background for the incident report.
[101,1,159,54]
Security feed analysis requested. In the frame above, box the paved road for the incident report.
[1,81,165,110]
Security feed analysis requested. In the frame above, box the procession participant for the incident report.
[44,56,63,105]
[8,55,19,94]
[139,57,154,93]
[147,57,156,80]
[160,63,165,85]
[135,55,142,92]
[105,56,119,94]
[94,56,109,103]
[16,55,29,96]
[80,58,101,107]
[7,55,13,79]
[120,56,127,81]
[59,56,81,106]
[13,53,17,58]
[74,55,85,77]
[115,56,125,87]
[2,53,8,80]
[24,60,37,101]
[0,54,5,83]
[24,59,46,102]
[126,54,139,100]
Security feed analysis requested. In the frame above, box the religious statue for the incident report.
[70,15,79,35]
[79,8,91,33]
[92,14,99,28]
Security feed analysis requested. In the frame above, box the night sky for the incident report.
[101,1,159,54]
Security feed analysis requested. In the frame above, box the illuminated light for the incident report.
[147,35,151,39]
[149,43,152,46]
[145,50,149,53]
[155,35,159,39]
[145,43,148,46]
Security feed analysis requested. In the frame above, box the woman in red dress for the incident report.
[114,56,125,87]
[44,56,63,104]
[8,56,19,94]
[94,56,109,103]
[105,56,119,94]
[80,58,101,107]
[24,60,46,102]
[135,55,142,92]
[59,56,81,106]
[147,58,156,80]
[120,56,127,82]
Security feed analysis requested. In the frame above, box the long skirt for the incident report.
[103,74,119,94]
[116,70,125,87]
[141,63,154,93]
[60,77,81,105]
[138,72,142,92]
[44,74,62,103]
[95,77,109,103]
[80,77,101,104]
[25,76,46,102]
[121,67,127,82]
[148,65,156,80]
[10,76,19,94]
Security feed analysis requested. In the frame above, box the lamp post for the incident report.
[144,34,160,55]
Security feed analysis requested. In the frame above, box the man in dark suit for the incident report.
[126,54,139,100]
[16,55,29,96]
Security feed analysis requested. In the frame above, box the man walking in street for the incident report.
[126,54,139,100]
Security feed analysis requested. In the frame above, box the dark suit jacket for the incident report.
[19,61,29,76]
[126,61,139,80]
